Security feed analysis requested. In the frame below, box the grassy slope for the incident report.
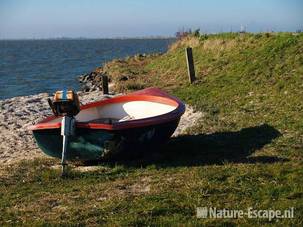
[1,33,303,226]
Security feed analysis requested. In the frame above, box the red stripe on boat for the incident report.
[29,88,185,131]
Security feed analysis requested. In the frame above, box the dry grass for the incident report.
[202,38,238,51]
[169,36,200,51]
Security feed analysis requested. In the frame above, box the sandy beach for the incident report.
[0,91,203,165]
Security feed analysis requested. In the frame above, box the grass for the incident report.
[1,32,303,225]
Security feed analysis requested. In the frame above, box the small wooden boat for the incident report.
[29,88,185,161]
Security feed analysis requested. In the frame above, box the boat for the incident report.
[29,88,185,161]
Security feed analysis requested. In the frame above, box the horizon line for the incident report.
[0,35,176,41]
[1,31,302,41]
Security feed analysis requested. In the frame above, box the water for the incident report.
[0,39,174,100]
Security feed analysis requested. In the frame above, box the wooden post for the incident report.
[185,47,196,83]
[102,75,109,95]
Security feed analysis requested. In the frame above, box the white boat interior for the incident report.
[47,100,176,124]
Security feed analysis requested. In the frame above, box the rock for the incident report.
[90,85,98,91]
[78,75,84,81]
[94,75,102,82]
[82,85,90,92]
[78,71,110,92]
[82,75,89,83]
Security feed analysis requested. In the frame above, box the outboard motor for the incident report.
[48,90,80,176]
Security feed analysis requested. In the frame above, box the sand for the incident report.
[0,91,203,165]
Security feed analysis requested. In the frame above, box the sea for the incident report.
[0,38,174,100]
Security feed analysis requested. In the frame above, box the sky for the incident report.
[0,0,302,39]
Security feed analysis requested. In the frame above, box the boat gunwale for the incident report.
[29,88,185,131]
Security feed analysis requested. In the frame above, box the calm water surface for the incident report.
[0,39,174,99]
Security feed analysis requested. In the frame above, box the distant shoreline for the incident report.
[0,37,176,41]
[1,31,302,41]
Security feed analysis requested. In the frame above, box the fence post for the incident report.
[185,47,196,83]
[102,75,109,95]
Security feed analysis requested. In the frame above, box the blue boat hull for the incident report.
[33,119,180,161]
